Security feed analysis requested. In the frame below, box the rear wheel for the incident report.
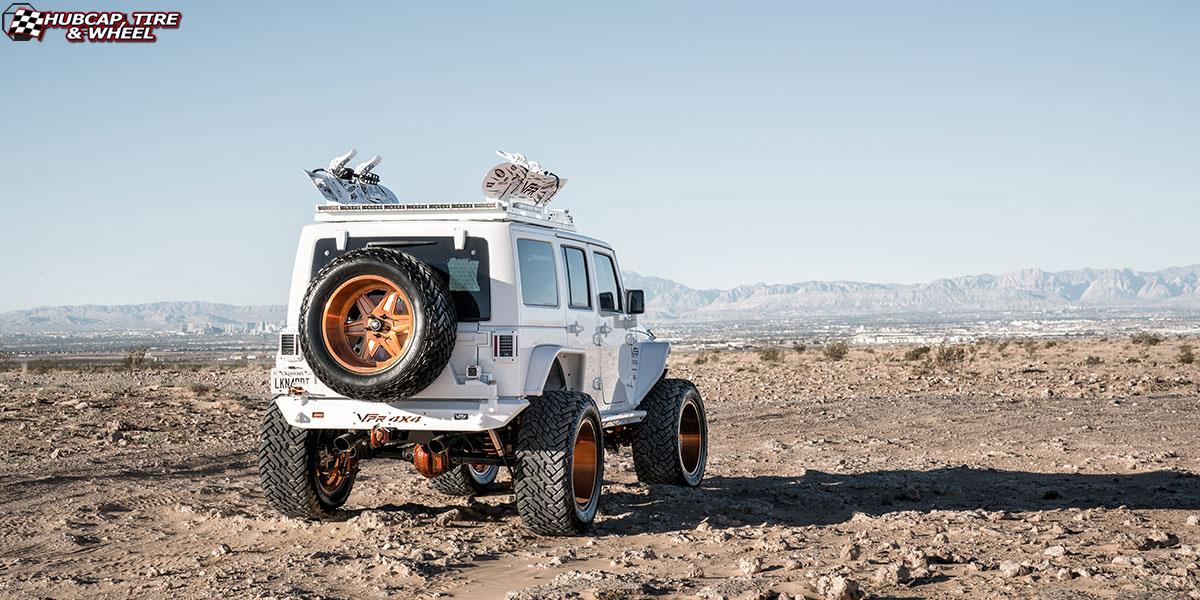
[430,463,501,497]
[632,378,708,487]
[513,391,604,535]
[258,403,357,519]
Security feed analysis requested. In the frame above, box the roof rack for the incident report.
[313,200,575,231]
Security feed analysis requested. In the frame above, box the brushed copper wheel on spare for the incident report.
[679,398,704,477]
[321,275,415,374]
[572,419,600,511]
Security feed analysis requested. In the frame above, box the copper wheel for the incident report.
[313,431,356,500]
[679,398,704,477]
[321,275,415,374]
[572,419,600,511]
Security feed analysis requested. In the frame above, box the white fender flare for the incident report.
[522,345,586,395]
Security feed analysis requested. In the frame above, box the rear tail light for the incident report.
[493,332,516,361]
[279,333,299,356]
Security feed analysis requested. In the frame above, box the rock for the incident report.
[686,564,704,579]
[1138,530,1179,550]
[49,448,62,460]
[901,484,921,501]
[435,509,461,526]
[738,555,763,575]
[1056,568,1073,580]
[815,575,866,600]
[999,560,1030,577]
[873,563,911,586]
[211,544,231,556]
[840,542,861,561]
[1043,545,1067,557]
[1187,515,1199,527]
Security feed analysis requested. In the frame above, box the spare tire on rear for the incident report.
[300,247,456,401]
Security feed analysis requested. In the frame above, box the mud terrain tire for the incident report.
[299,247,456,401]
[430,464,501,497]
[513,391,604,535]
[632,378,708,486]
[258,402,356,519]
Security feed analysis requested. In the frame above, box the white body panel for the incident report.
[274,203,669,432]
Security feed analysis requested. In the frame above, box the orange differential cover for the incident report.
[412,444,449,478]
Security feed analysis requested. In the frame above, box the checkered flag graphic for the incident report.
[7,6,45,40]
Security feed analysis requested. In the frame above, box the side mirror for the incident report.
[626,289,645,315]
[598,292,616,312]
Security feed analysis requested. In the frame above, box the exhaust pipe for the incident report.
[334,432,369,457]
[427,435,455,454]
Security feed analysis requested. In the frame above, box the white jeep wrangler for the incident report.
[258,151,708,535]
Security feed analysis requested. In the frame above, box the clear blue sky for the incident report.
[1,1,1197,311]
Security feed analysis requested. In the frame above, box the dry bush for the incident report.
[792,342,806,353]
[758,347,782,362]
[823,342,849,361]
[936,345,967,366]
[1180,344,1196,365]
[1021,340,1039,358]
[693,353,710,365]
[190,382,215,394]
[1084,355,1103,366]
[1132,331,1163,346]
[0,350,12,372]
[121,346,149,373]
[904,346,932,361]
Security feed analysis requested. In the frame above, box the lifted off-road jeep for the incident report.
[258,151,708,535]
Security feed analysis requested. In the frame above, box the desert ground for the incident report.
[1,336,1198,600]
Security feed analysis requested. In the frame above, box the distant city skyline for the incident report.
[1,2,1197,312]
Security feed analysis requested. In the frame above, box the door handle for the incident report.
[567,322,583,335]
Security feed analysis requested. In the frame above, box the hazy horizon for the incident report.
[1,259,1197,312]
[3,2,1197,312]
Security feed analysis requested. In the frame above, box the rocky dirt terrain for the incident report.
[1,336,1198,599]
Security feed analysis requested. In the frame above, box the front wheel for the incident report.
[258,403,357,519]
[632,378,708,487]
[513,391,604,535]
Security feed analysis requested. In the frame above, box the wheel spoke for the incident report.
[391,314,413,333]
[355,294,378,318]
[358,337,379,361]
[377,291,401,317]
[379,334,404,359]
[344,321,367,336]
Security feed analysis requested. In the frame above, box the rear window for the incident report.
[311,236,491,321]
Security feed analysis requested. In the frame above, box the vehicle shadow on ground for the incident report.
[598,467,1200,534]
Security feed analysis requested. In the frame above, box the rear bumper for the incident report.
[273,395,529,432]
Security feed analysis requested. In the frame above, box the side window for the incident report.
[563,246,591,309]
[593,252,622,312]
[517,239,558,307]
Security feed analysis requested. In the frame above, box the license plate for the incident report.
[272,372,313,392]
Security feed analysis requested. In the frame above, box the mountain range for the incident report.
[1,265,1198,333]
[624,264,1200,320]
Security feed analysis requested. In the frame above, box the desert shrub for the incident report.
[1044,340,1058,348]
[1132,331,1163,346]
[792,342,806,353]
[1084,355,1103,366]
[904,346,932,361]
[693,353,709,365]
[1021,340,1039,358]
[190,382,215,394]
[758,347,782,362]
[121,346,149,373]
[936,345,967,366]
[823,342,849,361]
[1180,344,1196,365]
[0,350,12,372]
